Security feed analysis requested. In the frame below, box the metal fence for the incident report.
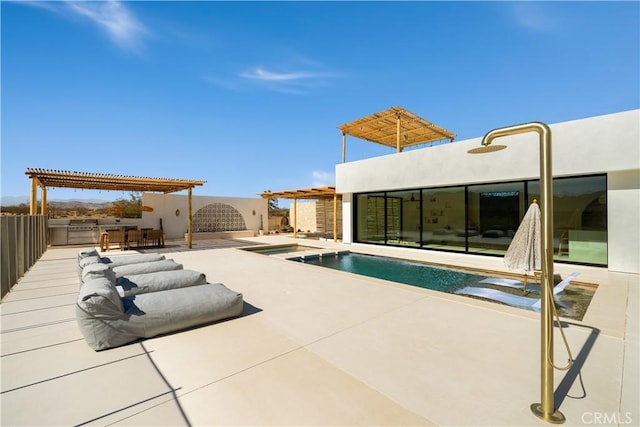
[1,215,48,299]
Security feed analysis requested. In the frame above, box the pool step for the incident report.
[289,250,350,261]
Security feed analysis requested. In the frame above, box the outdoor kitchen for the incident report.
[48,218,141,246]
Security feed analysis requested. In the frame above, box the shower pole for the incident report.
[475,122,564,424]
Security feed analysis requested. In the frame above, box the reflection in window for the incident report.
[467,182,525,255]
[422,187,466,251]
[529,175,607,265]
[385,190,421,247]
[356,193,385,243]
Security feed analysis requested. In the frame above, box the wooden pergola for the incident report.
[260,186,341,241]
[25,168,206,248]
[337,106,456,162]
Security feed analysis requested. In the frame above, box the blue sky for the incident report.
[2,1,638,205]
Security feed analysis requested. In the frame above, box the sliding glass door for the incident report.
[353,174,607,266]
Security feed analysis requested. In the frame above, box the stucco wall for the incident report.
[608,170,640,273]
[342,194,353,244]
[337,110,639,193]
[141,193,267,240]
[336,109,640,273]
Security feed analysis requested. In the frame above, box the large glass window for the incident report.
[352,174,607,266]
[528,175,607,265]
[355,193,385,243]
[467,182,526,255]
[386,190,421,247]
[422,186,466,251]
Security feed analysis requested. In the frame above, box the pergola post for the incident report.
[187,187,193,249]
[30,178,38,215]
[342,132,347,163]
[293,197,298,239]
[322,199,328,239]
[396,113,401,153]
[41,187,47,216]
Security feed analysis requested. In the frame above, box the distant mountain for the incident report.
[0,196,29,206]
[52,198,113,204]
[1,196,113,207]
[47,200,114,209]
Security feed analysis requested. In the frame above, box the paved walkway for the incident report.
[1,236,638,426]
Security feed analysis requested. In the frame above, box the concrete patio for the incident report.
[1,235,638,426]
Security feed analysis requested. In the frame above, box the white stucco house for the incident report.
[336,109,639,274]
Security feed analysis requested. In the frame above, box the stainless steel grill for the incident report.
[69,225,96,231]
[68,220,99,244]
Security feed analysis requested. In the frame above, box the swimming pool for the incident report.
[289,251,594,320]
[290,252,483,294]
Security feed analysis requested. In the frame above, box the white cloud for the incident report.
[14,0,148,53]
[238,64,339,95]
[240,67,325,82]
[65,1,147,52]
[205,64,339,94]
[312,170,335,187]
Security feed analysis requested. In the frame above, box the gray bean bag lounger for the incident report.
[78,249,166,282]
[76,277,244,351]
[78,248,165,265]
[80,258,183,284]
[118,270,206,296]
[111,259,183,277]
[82,263,207,296]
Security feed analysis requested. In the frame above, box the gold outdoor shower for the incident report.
[468,122,566,424]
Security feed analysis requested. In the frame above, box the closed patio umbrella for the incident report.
[504,199,541,293]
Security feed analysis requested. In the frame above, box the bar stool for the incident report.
[100,232,109,251]
[106,230,125,251]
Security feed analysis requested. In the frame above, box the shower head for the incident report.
[467,144,507,154]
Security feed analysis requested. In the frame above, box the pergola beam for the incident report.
[25,168,204,193]
[261,186,338,200]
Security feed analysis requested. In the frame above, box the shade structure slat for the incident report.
[337,106,456,149]
[25,168,205,194]
[260,186,339,200]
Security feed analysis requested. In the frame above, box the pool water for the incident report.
[292,252,483,294]
[290,252,594,320]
